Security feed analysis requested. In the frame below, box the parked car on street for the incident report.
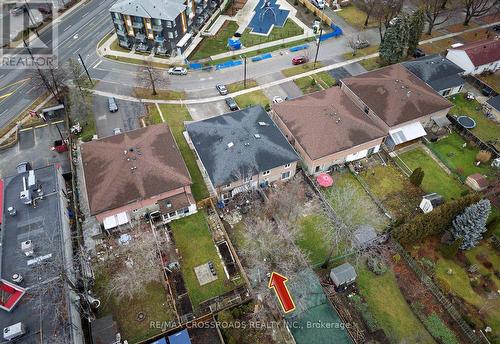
[292,56,308,65]
[168,67,187,75]
[225,97,239,111]
[412,48,426,58]
[272,96,284,104]
[216,84,228,95]
[108,97,118,112]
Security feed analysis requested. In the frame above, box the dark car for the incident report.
[412,48,425,58]
[492,24,500,32]
[216,84,228,95]
[38,4,52,14]
[481,87,493,97]
[10,5,25,16]
[225,97,239,111]
[292,56,308,65]
[108,97,118,112]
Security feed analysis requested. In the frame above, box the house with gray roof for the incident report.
[185,106,299,200]
[109,0,221,55]
[402,54,465,97]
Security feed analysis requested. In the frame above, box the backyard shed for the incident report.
[353,225,377,248]
[465,173,488,191]
[419,193,444,213]
[330,263,356,290]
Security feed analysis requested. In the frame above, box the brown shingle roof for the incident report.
[81,124,191,215]
[272,87,386,160]
[342,64,452,127]
[453,38,500,67]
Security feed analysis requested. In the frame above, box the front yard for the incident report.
[398,148,466,200]
[294,72,335,94]
[335,5,378,29]
[449,93,500,150]
[281,62,323,77]
[151,104,209,200]
[428,132,498,179]
[171,211,237,308]
[234,90,270,109]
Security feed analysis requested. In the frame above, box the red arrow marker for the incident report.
[268,272,295,313]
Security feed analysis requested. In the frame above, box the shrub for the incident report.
[367,256,388,275]
[409,167,425,186]
[310,78,316,86]
[435,276,451,294]
[475,150,492,163]
[352,294,380,332]
[264,104,271,112]
[423,313,459,344]
[439,239,462,259]
[455,167,464,175]
[392,253,401,264]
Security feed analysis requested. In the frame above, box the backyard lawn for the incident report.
[155,104,209,200]
[360,164,423,220]
[297,214,330,266]
[399,148,466,200]
[429,132,497,179]
[294,72,335,94]
[282,62,323,77]
[234,90,269,109]
[449,93,500,150]
[357,266,435,343]
[335,5,378,29]
[240,19,304,47]
[171,212,236,308]
[322,171,389,231]
[94,271,175,343]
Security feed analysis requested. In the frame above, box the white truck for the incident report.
[3,322,26,341]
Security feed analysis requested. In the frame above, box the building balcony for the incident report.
[152,24,163,32]
[132,21,144,29]
[155,35,165,44]
[209,1,217,8]
[195,7,203,15]
[113,17,124,25]
[194,0,202,4]
[116,28,127,36]
[119,39,131,48]
[135,33,146,41]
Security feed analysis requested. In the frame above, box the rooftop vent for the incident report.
[258,122,269,126]
[254,134,261,139]
[227,142,234,148]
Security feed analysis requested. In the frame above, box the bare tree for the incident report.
[421,0,454,34]
[372,0,404,41]
[137,58,166,96]
[354,0,380,27]
[462,0,498,25]
[67,87,92,123]
[30,64,66,102]
[66,57,92,92]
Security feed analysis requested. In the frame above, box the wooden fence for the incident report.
[447,114,499,158]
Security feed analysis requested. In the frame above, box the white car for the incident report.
[113,128,122,135]
[168,67,187,75]
[311,0,325,9]
[272,96,284,104]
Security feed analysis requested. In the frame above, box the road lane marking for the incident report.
[63,24,73,32]
[0,92,14,100]
[93,60,102,68]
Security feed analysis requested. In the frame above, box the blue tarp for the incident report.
[319,25,343,42]
[188,63,203,70]
[251,52,272,62]
[290,44,309,52]
[168,329,191,344]
[149,337,167,344]
[215,59,242,70]
[228,38,241,50]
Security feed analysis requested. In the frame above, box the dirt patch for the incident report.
[224,0,248,16]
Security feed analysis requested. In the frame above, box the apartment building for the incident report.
[109,0,221,55]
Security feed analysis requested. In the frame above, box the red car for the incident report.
[292,56,308,65]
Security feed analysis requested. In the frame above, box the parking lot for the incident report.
[0,122,70,178]
[93,95,147,138]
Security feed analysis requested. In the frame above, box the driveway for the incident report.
[93,94,147,138]
[187,100,229,121]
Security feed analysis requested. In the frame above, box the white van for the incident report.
[3,322,26,341]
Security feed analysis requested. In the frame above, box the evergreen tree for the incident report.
[379,14,410,64]
[407,9,425,56]
[409,167,425,186]
[452,199,491,250]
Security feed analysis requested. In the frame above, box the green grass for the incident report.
[359,56,382,71]
[171,212,236,308]
[94,271,174,343]
[399,148,466,200]
[429,132,497,179]
[234,90,270,109]
[191,21,239,60]
[449,93,500,150]
[134,87,185,100]
[147,105,163,125]
[226,79,258,93]
[98,31,114,48]
[281,62,323,77]
[104,54,170,69]
[156,104,209,200]
[357,266,435,343]
[294,71,335,94]
[240,19,304,47]
[322,172,389,231]
[297,214,330,266]
[78,96,96,142]
[335,5,378,29]
[342,45,379,60]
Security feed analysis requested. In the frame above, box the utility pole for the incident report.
[24,0,40,37]
[78,53,93,86]
[242,54,247,89]
[23,38,59,101]
[313,26,323,68]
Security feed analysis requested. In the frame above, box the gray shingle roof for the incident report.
[402,54,464,92]
[186,106,299,188]
[487,95,500,111]
[110,0,186,21]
